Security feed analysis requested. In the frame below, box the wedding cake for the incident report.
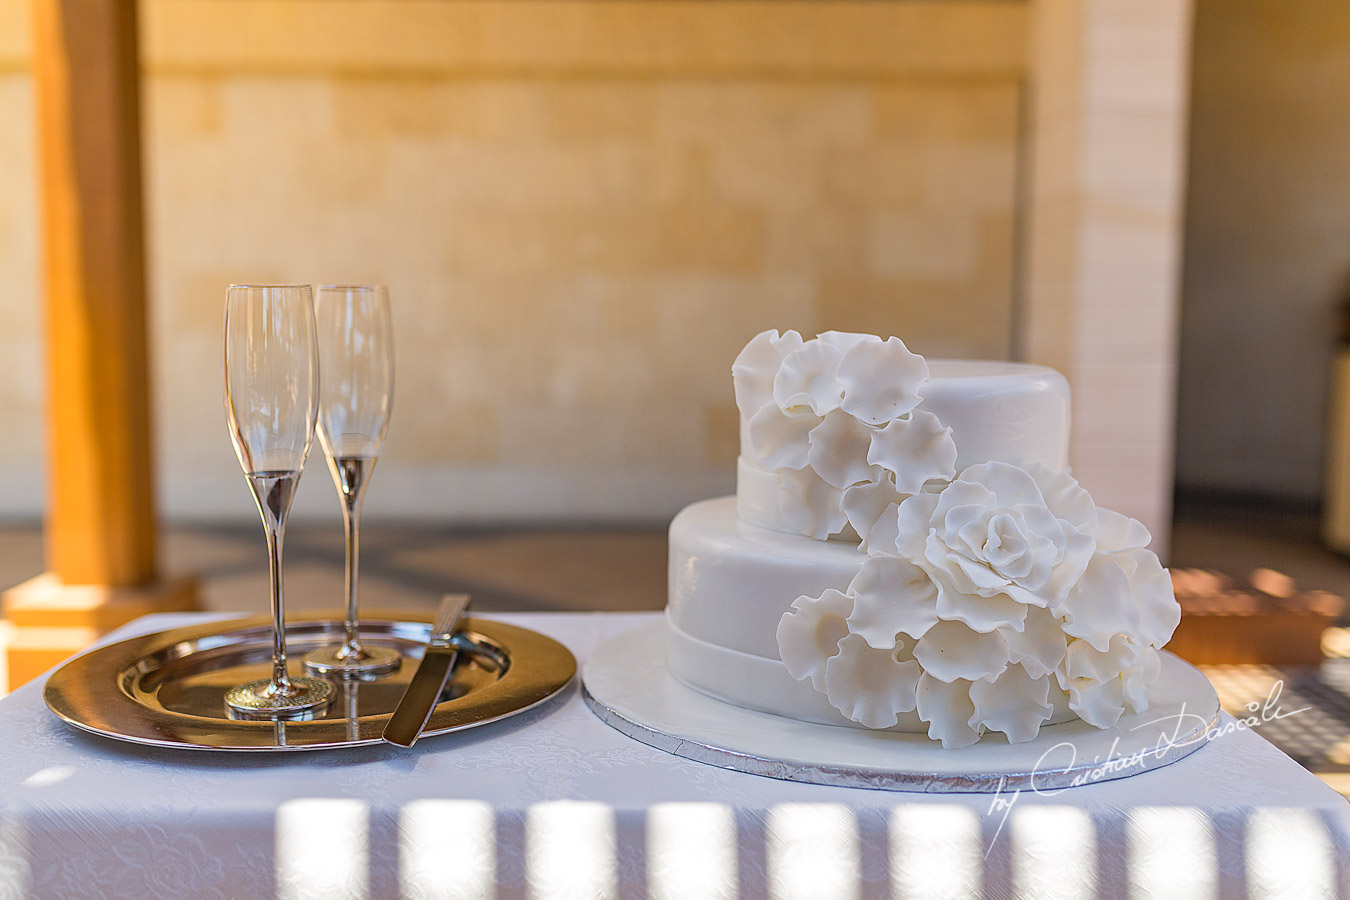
[665,330,1181,748]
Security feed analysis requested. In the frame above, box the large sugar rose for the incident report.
[894,461,1096,623]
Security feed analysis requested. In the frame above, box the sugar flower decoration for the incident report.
[866,410,958,495]
[744,331,1183,746]
[777,467,850,541]
[747,403,819,472]
[734,330,954,543]
[840,477,905,553]
[773,340,847,416]
[776,589,853,692]
[823,633,922,729]
[837,336,929,426]
[968,664,1054,744]
[897,462,1095,611]
[1004,605,1069,679]
[912,619,1011,683]
[915,674,980,749]
[732,329,803,416]
[808,410,881,490]
[844,554,938,649]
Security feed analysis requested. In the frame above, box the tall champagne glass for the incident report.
[303,285,400,678]
[223,284,335,718]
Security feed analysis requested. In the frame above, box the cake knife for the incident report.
[383,593,471,747]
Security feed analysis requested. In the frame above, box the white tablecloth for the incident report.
[0,611,1347,900]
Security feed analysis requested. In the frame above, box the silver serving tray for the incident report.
[44,612,576,751]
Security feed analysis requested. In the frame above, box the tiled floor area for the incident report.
[5,496,1350,797]
[0,520,671,620]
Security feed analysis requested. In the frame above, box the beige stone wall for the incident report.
[0,1,1026,522]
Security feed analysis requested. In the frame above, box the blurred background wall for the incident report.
[0,0,1027,524]
[0,0,1343,548]
[1178,0,1350,507]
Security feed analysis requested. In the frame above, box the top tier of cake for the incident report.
[734,329,1072,542]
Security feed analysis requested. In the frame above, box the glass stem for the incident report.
[342,493,364,656]
[266,513,293,694]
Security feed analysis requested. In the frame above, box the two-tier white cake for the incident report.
[665,330,1181,748]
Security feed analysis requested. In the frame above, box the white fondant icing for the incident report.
[668,497,865,658]
[918,360,1072,472]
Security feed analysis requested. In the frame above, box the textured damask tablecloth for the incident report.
[0,611,1347,900]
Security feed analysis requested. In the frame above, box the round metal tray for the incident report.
[44,612,576,751]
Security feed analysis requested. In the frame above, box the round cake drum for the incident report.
[582,622,1221,793]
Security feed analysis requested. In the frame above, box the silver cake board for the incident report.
[581,622,1221,794]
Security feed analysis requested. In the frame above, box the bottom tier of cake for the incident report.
[665,496,1076,734]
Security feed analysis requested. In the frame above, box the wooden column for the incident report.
[3,0,197,688]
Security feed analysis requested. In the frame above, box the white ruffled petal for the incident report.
[817,331,881,354]
[732,329,803,416]
[942,546,1017,598]
[1056,552,1143,652]
[840,477,905,552]
[1035,524,1096,609]
[1121,646,1161,714]
[1003,605,1069,679]
[979,513,1035,579]
[968,663,1054,744]
[894,492,939,558]
[866,502,903,556]
[1065,675,1127,729]
[956,461,1046,510]
[824,633,922,728]
[1119,549,1181,648]
[808,410,882,489]
[1092,508,1152,553]
[776,589,853,692]
[913,618,1011,683]
[915,674,981,748]
[845,554,939,648]
[777,466,849,539]
[1027,464,1099,532]
[746,403,820,471]
[1001,505,1060,592]
[931,482,998,534]
[933,577,1028,633]
[773,340,845,416]
[866,410,957,494]
[836,336,929,426]
[1063,634,1140,682]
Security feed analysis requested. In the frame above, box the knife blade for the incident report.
[382,593,471,747]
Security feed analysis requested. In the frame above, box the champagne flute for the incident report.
[303,285,401,678]
[223,284,335,718]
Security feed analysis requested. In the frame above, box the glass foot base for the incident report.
[303,644,402,679]
[225,676,335,719]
